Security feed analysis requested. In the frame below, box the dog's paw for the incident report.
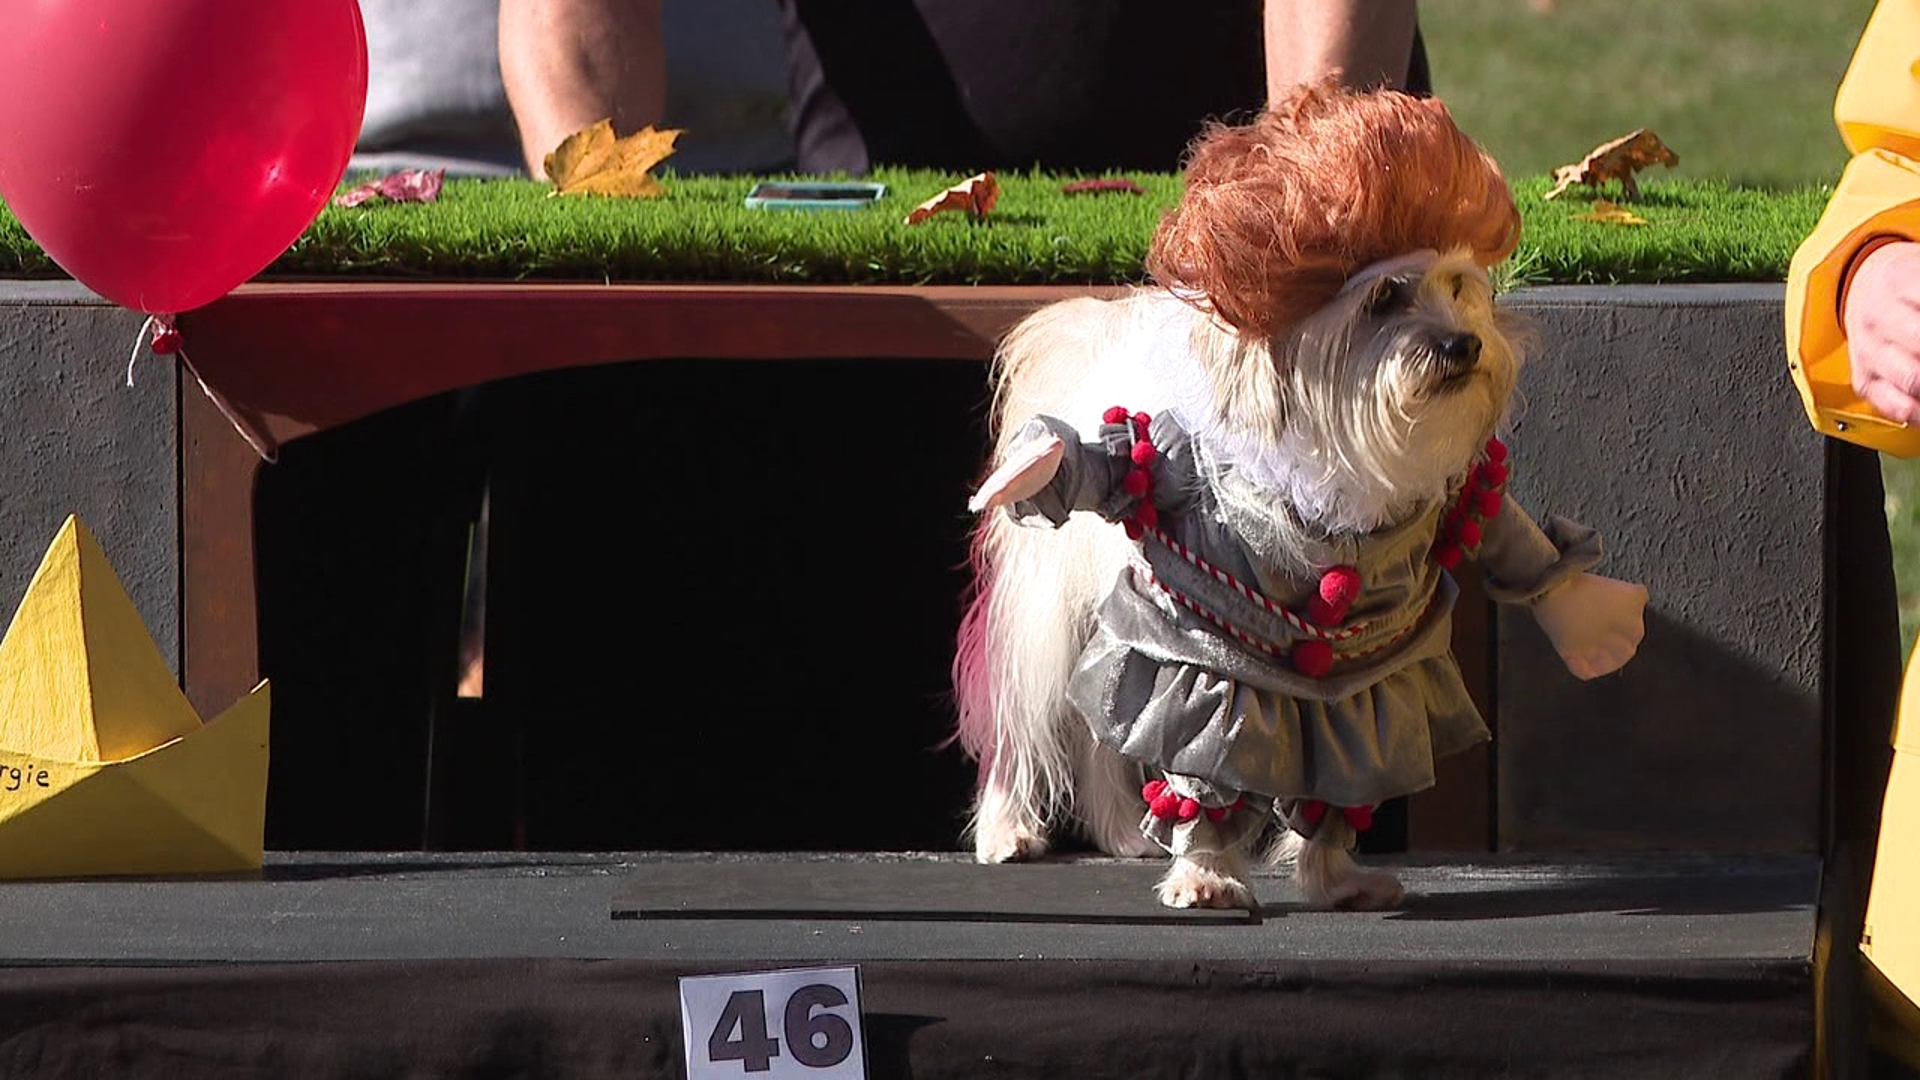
[974,821,1050,864]
[1155,857,1254,910]
[1312,867,1405,911]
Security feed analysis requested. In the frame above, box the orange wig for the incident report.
[1147,80,1520,339]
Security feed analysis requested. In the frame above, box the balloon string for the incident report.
[123,313,280,463]
[125,314,159,387]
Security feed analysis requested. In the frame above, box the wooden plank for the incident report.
[612,860,1252,924]
[179,377,264,720]
[176,283,1124,445]
[1407,565,1495,851]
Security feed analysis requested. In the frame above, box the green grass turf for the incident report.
[0,170,1836,289]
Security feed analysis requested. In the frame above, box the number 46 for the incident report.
[709,985,855,1073]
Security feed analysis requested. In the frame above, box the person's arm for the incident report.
[498,0,667,178]
[1786,0,1920,455]
[1262,0,1419,102]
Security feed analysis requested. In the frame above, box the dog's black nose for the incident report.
[1437,332,1481,365]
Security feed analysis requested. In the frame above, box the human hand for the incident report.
[968,435,1065,513]
[1530,573,1648,681]
[1843,240,1920,426]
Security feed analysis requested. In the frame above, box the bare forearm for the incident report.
[499,0,667,176]
[1263,0,1419,101]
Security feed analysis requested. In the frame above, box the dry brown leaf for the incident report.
[1543,129,1679,201]
[1573,199,1649,227]
[905,171,998,224]
[544,119,683,198]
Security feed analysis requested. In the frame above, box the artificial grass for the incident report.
[0,169,1834,290]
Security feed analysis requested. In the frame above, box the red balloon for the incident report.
[0,0,367,314]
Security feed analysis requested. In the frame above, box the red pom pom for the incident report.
[1480,461,1510,487]
[1343,804,1375,832]
[1307,596,1345,627]
[1149,791,1180,818]
[1176,797,1200,821]
[1319,566,1361,606]
[1122,468,1151,496]
[1299,799,1328,826]
[1458,519,1482,548]
[1292,640,1334,678]
[1477,490,1503,517]
[1103,406,1129,424]
[150,326,183,355]
[1134,503,1159,529]
[1131,440,1158,465]
[1434,543,1463,569]
[1485,438,1507,462]
[1123,520,1143,540]
[1133,411,1152,430]
[1142,779,1168,803]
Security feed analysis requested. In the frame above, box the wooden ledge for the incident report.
[179,282,1124,444]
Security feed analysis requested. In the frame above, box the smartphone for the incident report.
[744,181,887,210]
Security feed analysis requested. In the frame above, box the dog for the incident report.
[953,82,1647,910]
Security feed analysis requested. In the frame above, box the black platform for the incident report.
[0,851,1821,1078]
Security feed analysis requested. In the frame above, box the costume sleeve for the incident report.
[1003,412,1200,527]
[1474,496,1604,605]
[1785,0,1920,456]
[1002,415,1142,526]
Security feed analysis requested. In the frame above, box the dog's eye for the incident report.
[1368,275,1416,315]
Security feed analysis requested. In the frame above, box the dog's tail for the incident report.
[952,493,1101,832]
[954,294,1163,837]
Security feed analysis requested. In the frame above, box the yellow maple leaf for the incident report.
[543,119,683,198]
[1574,199,1649,226]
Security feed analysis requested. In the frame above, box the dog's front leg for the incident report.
[1287,817,1405,911]
[1155,847,1255,910]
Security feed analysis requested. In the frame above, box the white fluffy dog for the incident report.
[952,84,1647,910]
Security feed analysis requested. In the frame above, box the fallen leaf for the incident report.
[544,119,683,198]
[333,168,446,208]
[905,172,998,224]
[1543,129,1678,201]
[1573,199,1650,226]
[1062,177,1146,196]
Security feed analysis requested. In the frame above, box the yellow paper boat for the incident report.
[0,516,268,879]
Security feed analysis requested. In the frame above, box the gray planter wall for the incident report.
[0,283,176,674]
[1500,285,1826,852]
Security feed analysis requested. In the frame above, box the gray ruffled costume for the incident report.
[1008,411,1601,856]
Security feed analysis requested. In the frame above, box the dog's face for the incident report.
[1201,248,1524,533]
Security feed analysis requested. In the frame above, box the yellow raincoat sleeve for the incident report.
[1787,0,1920,457]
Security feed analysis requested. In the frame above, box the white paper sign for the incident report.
[680,966,867,1080]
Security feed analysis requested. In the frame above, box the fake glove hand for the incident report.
[1530,572,1648,680]
[968,433,1065,513]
